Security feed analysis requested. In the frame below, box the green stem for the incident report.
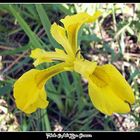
[41,109,51,131]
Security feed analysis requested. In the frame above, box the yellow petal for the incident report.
[50,23,74,56]
[14,62,71,114]
[30,48,69,66]
[30,48,47,59]
[14,69,48,114]
[88,82,130,115]
[60,11,102,53]
[30,48,52,66]
[92,64,135,104]
[74,59,97,78]
[87,64,135,115]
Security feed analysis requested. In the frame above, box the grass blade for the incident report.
[35,4,60,49]
[8,4,43,49]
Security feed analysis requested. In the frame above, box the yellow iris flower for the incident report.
[13,11,135,115]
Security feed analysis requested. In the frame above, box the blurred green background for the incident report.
[0,3,140,131]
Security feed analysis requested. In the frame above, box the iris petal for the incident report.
[88,64,135,115]
[92,64,135,104]
[30,48,69,66]
[60,11,102,53]
[74,59,97,78]
[14,69,48,114]
[88,82,130,115]
[14,62,71,114]
[50,23,74,56]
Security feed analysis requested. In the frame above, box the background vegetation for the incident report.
[0,3,140,131]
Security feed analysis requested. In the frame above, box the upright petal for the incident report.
[60,11,102,53]
[50,23,74,56]
[14,62,72,114]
